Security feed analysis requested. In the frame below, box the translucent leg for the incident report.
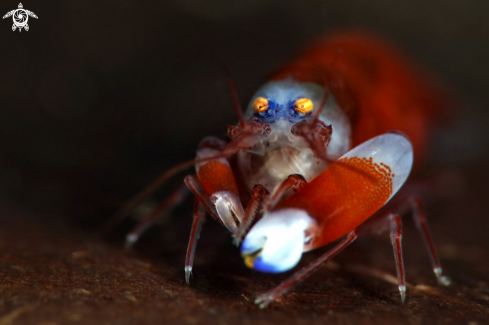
[360,194,451,291]
[255,230,358,308]
[125,183,188,247]
[266,174,307,210]
[408,196,451,286]
[184,175,222,225]
[185,198,206,284]
[233,185,269,245]
[210,191,244,233]
[184,175,244,282]
[389,214,406,302]
[234,174,306,245]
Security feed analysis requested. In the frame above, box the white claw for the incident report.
[210,191,244,233]
[342,133,414,202]
[241,208,317,273]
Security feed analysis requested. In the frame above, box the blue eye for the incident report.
[254,100,281,123]
[287,99,311,123]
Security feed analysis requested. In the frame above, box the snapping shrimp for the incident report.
[117,31,450,308]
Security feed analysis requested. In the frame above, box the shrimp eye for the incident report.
[294,98,314,114]
[253,97,269,113]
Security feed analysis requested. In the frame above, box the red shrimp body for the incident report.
[275,154,395,248]
[241,32,442,276]
[271,31,442,165]
[124,31,450,302]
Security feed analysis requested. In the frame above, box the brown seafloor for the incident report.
[0,161,488,325]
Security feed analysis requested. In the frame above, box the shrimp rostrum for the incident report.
[120,31,451,308]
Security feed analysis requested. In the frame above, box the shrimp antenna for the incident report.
[212,57,246,128]
[311,85,329,122]
[312,47,344,122]
[227,71,246,129]
[200,35,246,128]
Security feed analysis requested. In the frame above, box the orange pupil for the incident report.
[253,97,269,113]
[294,98,313,114]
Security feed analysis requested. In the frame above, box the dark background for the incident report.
[0,0,488,324]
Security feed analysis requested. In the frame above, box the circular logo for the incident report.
[13,9,27,27]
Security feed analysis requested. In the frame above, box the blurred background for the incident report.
[0,0,488,322]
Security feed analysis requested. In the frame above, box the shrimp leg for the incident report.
[389,213,406,302]
[357,195,450,301]
[125,183,189,247]
[233,185,269,245]
[185,198,206,283]
[407,196,451,286]
[379,195,450,286]
[255,229,358,308]
[234,174,307,244]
